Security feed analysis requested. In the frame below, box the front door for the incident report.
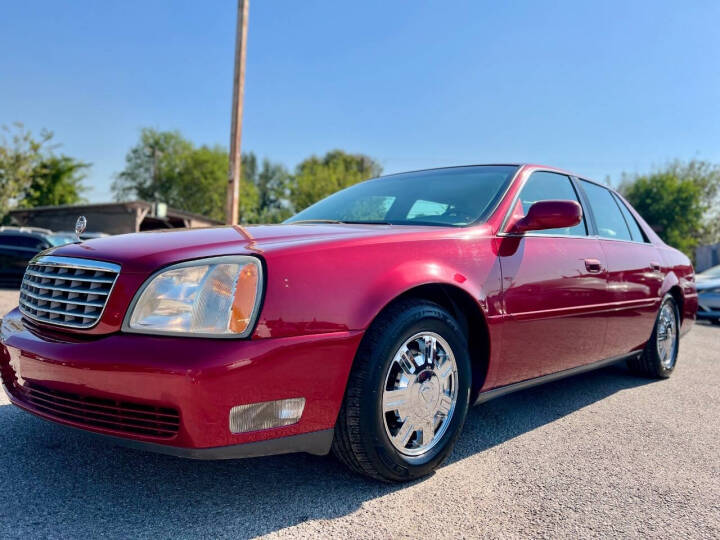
[493,171,608,388]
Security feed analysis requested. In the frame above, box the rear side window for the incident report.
[612,194,647,242]
[516,171,587,236]
[579,181,632,241]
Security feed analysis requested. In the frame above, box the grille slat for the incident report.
[25,394,180,432]
[20,383,180,438]
[25,385,181,421]
[23,282,110,296]
[19,256,120,329]
[19,288,105,308]
[24,268,115,284]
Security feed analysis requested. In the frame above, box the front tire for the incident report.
[332,299,471,482]
[627,294,680,379]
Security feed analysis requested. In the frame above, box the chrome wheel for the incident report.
[656,302,678,369]
[382,332,458,457]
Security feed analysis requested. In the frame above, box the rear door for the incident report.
[495,171,608,387]
[577,180,663,357]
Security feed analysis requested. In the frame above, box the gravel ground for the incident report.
[0,288,718,539]
[0,289,18,321]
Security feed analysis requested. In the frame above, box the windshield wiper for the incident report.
[339,220,391,225]
[289,219,391,225]
[289,219,345,225]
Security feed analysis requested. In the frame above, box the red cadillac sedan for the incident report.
[0,164,696,482]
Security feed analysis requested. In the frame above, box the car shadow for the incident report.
[0,362,653,538]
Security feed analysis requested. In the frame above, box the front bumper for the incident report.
[1,308,363,457]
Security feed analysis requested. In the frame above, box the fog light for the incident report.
[229,398,306,434]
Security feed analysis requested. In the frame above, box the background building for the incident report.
[696,242,720,272]
[8,201,221,235]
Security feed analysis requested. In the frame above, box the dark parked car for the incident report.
[696,264,720,324]
[0,227,76,286]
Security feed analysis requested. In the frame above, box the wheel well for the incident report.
[376,284,490,401]
[669,285,684,322]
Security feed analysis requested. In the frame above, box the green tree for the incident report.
[112,128,264,223]
[255,158,292,222]
[0,124,88,221]
[111,128,194,204]
[19,155,89,208]
[114,131,379,223]
[0,123,51,219]
[290,150,382,212]
[620,159,720,256]
[172,144,233,222]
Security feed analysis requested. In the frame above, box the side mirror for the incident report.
[511,200,582,234]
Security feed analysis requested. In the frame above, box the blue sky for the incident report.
[1,1,719,202]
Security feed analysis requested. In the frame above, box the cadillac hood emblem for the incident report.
[75,215,87,236]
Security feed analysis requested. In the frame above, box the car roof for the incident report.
[378,163,522,179]
[377,163,610,189]
[0,226,52,237]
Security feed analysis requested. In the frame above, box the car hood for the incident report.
[45,223,477,274]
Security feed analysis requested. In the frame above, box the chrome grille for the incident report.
[19,255,120,329]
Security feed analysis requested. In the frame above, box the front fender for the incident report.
[253,236,500,339]
[354,258,496,331]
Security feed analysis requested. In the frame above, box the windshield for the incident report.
[699,265,720,278]
[286,165,518,227]
[46,234,77,246]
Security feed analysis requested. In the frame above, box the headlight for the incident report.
[124,256,262,337]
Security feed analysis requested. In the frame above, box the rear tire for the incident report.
[627,294,680,379]
[332,299,471,482]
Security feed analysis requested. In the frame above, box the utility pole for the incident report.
[226,0,249,225]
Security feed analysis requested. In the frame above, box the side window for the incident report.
[612,193,647,242]
[516,171,587,236]
[579,181,632,241]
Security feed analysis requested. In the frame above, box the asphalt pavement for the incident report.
[0,288,718,539]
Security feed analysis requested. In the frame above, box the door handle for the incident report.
[650,261,661,272]
[584,258,603,273]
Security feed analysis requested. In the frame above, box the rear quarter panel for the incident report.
[657,245,697,334]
